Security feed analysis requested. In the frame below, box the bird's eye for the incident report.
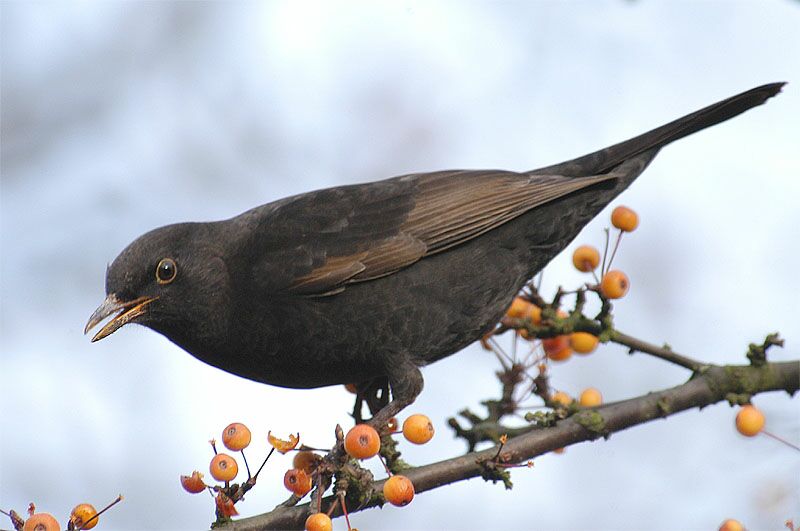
[156,258,177,284]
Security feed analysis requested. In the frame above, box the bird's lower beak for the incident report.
[85,294,157,342]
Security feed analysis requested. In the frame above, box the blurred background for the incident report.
[1,1,798,530]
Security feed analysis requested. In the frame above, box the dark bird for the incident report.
[86,83,784,426]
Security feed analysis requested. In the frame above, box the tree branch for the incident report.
[218,359,799,531]
[610,330,704,371]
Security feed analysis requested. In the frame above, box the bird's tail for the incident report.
[529,82,785,177]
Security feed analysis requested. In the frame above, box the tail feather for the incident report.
[529,82,786,177]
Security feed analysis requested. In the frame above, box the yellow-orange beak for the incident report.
[85,294,157,342]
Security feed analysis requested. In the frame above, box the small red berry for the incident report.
[222,422,252,451]
[283,468,313,497]
[305,513,333,531]
[22,513,60,531]
[215,492,239,517]
[209,453,239,482]
[70,503,98,530]
[543,335,572,361]
[344,424,381,459]
[611,205,639,232]
[570,332,599,354]
[292,451,321,474]
[402,414,435,445]
[718,519,744,531]
[600,270,629,299]
[735,405,765,437]
[383,474,415,506]
[572,245,601,272]
[180,470,206,494]
[551,391,573,407]
[579,388,603,407]
[505,297,531,318]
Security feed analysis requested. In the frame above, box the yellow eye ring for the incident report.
[156,258,177,284]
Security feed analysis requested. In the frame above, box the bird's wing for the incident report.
[248,170,614,297]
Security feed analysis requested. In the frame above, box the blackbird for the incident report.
[86,83,783,426]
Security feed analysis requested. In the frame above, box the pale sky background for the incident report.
[1,2,799,530]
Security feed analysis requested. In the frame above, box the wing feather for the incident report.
[255,170,617,296]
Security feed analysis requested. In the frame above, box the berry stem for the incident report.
[488,336,512,371]
[762,430,800,451]
[607,230,624,271]
[325,497,338,517]
[316,474,323,514]
[601,227,610,275]
[77,495,123,531]
[254,447,275,479]
[338,492,353,531]
[378,454,393,476]
[241,450,252,479]
[493,434,508,461]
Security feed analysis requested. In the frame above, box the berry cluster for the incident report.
[476,205,641,444]
[302,414,435,530]
[177,414,434,529]
[180,422,301,522]
[2,497,122,531]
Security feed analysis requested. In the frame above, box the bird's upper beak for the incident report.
[85,294,157,342]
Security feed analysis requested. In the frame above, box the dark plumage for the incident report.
[86,83,784,425]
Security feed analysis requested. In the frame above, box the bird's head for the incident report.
[85,222,231,347]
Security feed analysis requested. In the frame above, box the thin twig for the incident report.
[601,227,610,275]
[762,430,800,451]
[611,330,704,372]
[607,230,624,270]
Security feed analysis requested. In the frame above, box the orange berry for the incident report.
[543,335,572,361]
[209,453,239,482]
[215,492,239,517]
[570,332,599,354]
[572,245,601,272]
[518,305,543,339]
[383,474,415,506]
[600,270,630,299]
[551,391,573,407]
[283,468,313,497]
[222,422,252,452]
[344,424,381,459]
[387,417,399,433]
[70,503,98,530]
[293,451,321,474]
[180,470,207,494]
[579,388,603,407]
[402,414,435,445]
[735,405,765,437]
[611,205,639,232]
[22,513,60,531]
[506,297,531,318]
[527,305,543,324]
[305,513,333,531]
[719,519,744,531]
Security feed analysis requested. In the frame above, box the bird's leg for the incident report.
[365,378,390,417]
[368,360,423,433]
[351,377,389,423]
